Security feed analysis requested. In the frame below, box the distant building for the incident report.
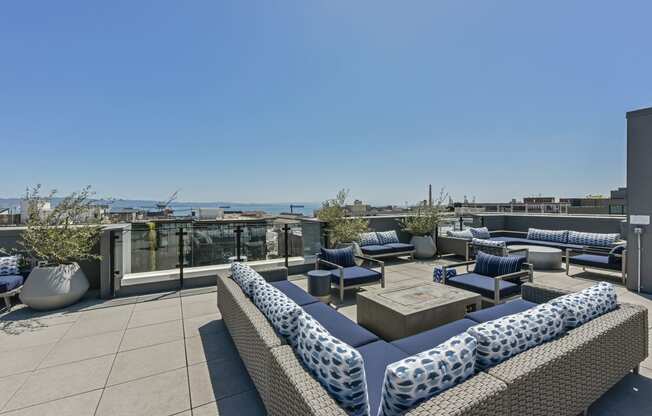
[560,187,626,215]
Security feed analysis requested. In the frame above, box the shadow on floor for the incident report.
[590,372,652,415]
[198,319,267,415]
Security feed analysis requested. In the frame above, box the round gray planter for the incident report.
[19,263,89,311]
[410,235,436,259]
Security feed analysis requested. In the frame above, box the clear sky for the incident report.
[1,1,651,205]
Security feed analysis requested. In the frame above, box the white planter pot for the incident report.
[411,235,436,259]
[19,263,89,311]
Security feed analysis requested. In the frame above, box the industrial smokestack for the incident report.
[428,184,433,207]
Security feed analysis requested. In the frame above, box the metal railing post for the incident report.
[235,225,243,262]
[459,217,464,230]
[283,224,290,268]
[176,227,186,289]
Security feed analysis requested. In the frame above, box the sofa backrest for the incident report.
[567,230,620,247]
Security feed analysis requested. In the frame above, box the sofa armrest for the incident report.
[521,282,572,303]
[405,372,509,416]
[268,345,347,416]
[355,255,384,267]
[315,257,343,270]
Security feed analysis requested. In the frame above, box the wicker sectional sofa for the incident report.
[217,274,648,416]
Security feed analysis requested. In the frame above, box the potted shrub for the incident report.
[400,191,447,259]
[317,189,369,256]
[18,186,102,310]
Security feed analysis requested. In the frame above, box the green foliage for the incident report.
[317,189,369,247]
[400,188,449,236]
[19,185,102,265]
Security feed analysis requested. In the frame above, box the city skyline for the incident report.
[2,1,650,204]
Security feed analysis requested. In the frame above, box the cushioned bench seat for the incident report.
[0,275,23,294]
[329,266,382,286]
[569,254,622,271]
[302,302,379,348]
[360,243,415,256]
[465,299,537,323]
[270,281,319,306]
[360,245,395,255]
[357,340,410,415]
[390,319,478,356]
[445,273,521,300]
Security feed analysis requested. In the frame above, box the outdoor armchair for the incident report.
[316,247,385,303]
[441,254,533,304]
[566,246,626,284]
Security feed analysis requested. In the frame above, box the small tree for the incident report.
[400,187,449,236]
[317,189,369,247]
[19,185,102,265]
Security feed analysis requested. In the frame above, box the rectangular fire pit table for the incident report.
[356,282,482,341]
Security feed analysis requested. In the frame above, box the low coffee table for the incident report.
[357,282,481,341]
[509,245,562,270]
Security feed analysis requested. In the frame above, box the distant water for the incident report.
[0,198,321,217]
[110,200,321,217]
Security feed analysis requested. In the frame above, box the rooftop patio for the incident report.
[0,260,650,416]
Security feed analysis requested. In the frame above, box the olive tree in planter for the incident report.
[317,189,369,256]
[19,186,102,311]
[400,190,448,259]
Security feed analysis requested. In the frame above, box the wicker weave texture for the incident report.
[487,302,648,416]
[268,345,347,416]
[521,282,572,304]
[404,372,509,416]
[217,275,283,409]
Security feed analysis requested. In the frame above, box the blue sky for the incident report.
[1,1,650,205]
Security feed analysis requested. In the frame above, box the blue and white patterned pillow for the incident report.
[359,232,380,247]
[467,306,563,370]
[377,230,399,245]
[548,282,616,328]
[433,265,457,283]
[252,280,304,346]
[379,332,477,416]
[446,229,473,239]
[0,256,19,277]
[295,313,370,416]
[469,227,491,239]
[230,262,266,297]
[474,252,525,278]
[515,303,566,347]
[567,231,620,247]
[526,228,569,243]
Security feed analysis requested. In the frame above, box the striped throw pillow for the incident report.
[474,252,526,277]
[567,231,620,247]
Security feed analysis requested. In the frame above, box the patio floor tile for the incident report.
[4,355,113,412]
[0,324,72,352]
[181,300,218,319]
[63,311,130,340]
[119,319,183,352]
[96,368,190,416]
[107,339,186,386]
[0,373,29,411]
[127,304,181,328]
[0,390,102,416]
[183,313,226,339]
[185,331,239,366]
[39,330,123,369]
[188,358,254,408]
[0,343,54,378]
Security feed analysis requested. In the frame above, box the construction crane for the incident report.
[156,189,180,210]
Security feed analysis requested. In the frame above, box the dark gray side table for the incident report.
[307,270,331,302]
